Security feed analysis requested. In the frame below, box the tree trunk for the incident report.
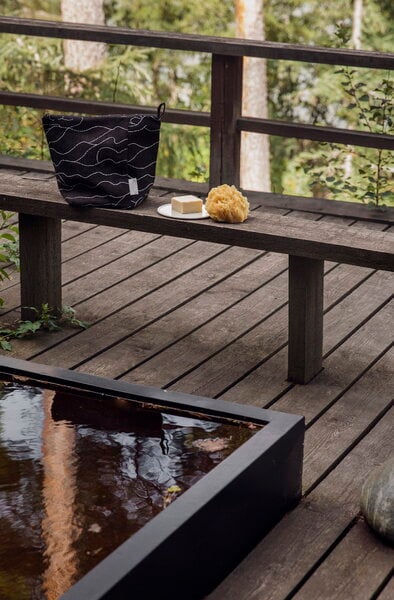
[351,0,363,50]
[236,0,270,192]
[61,0,107,71]
[344,0,363,179]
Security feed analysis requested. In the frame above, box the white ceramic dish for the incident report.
[157,203,210,220]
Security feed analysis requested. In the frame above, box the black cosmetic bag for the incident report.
[42,104,165,209]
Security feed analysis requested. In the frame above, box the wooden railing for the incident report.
[0,16,393,188]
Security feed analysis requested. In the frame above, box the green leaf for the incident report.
[0,233,16,242]
[0,328,14,336]
[16,321,42,336]
[359,94,369,102]
[0,340,12,351]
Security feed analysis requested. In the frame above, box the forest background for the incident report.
[0,0,393,206]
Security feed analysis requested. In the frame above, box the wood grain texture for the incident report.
[207,405,394,600]
[0,90,210,127]
[231,297,393,416]
[218,220,390,407]
[238,115,394,150]
[302,346,394,492]
[292,520,394,600]
[19,213,62,320]
[288,256,324,383]
[209,54,243,187]
[1,16,393,68]
[1,158,393,224]
[2,89,392,148]
[18,244,260,365]
[162,269,392,399]
[0,173,393,270]
[376,575,394,600]
[82,256,289,381]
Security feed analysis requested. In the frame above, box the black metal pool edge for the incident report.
[0,356,304,600]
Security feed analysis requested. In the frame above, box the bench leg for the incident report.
[288,255,324,384]
[19,214,62,321]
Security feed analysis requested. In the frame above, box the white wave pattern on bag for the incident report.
[43,113,162,208]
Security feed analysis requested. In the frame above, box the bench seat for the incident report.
[0,162,393,385]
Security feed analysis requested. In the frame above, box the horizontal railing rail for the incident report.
[0,16,393,187]
[0,90,210,127]
[1,90,392,151]
[1,16,393,68]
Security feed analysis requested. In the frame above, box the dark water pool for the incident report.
[0,380,258,600]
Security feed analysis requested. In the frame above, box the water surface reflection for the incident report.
[0,381,256,599]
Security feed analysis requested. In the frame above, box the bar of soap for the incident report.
[171,195,203,214]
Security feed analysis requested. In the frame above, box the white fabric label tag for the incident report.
[128,178,139,195]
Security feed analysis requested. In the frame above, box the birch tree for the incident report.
[351,0,363,50]
[344,0,363,178]
[61,0,107,71]
[236,0,270,191]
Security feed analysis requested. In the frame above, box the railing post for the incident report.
[209,54,243,188]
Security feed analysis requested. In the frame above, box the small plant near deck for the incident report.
[305,26,394,208]
[0,211,19,307]
[0,304,89,351]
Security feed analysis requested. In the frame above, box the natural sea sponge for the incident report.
[205,184,249,223]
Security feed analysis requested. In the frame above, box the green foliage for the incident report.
[0,304,89,351]
[0,0,393,196]
[299,25,394,207]
[0,211,19,308]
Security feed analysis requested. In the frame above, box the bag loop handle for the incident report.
[157,103,166,120]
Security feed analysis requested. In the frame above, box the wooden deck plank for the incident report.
[302,345,394,493]
[0,228,161,313]
[291,520,394,600]
[160,270,391,397]
[0,219,99,296]
[71,215,327,380]
[77,257,290,379]
[248,301,393,422]
[63,236,191,307]
[10,244,262,363]
[207,402,394,600]
[116,212,381,390]
[117,259,354,389]
[4,238,229,359]
[376,575,394,599]
[216,219,389,407]
[217,270,392,408]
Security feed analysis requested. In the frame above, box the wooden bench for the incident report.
[0,160,393,385]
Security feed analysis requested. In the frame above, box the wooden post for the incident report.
[209,54,243,188]
[19,214,62,321]
[288,255,324,384]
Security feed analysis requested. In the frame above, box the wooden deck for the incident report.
[0,174,393,599]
